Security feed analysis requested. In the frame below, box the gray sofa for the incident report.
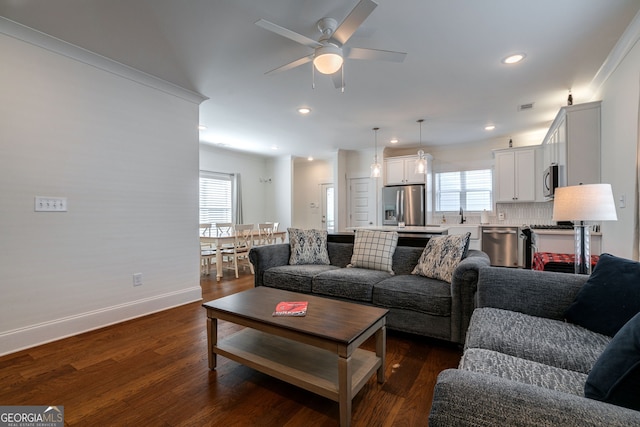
[429,267,640,426]
[248,241,490,344]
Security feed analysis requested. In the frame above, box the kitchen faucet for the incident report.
[459,207,466,224]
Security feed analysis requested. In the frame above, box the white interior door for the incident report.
[320,183,335,233]
[349,177,376,228]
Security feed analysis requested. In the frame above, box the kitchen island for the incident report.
[349,225,448,237]
[332,226,447,247]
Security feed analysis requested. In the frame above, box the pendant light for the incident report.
[370,127,381,178]
[415,119,427,174]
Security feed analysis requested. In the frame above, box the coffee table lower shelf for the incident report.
[215,328,382,402]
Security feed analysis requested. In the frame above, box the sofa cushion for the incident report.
[312,268,391,302]
[466,308,611,373]
[565,253,640,337]
[263,264,339,293]
[585,312,640,410]
[373,275,451,317]
[460,348,588,397]
[412,233,470,283]
[390,246,425,275]
[348,230,398,273]
[287,228,330,265]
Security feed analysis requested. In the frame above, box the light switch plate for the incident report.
[35,196,68,212]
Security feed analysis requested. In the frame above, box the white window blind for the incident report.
[199,171,232,224]
[436,169,493,211]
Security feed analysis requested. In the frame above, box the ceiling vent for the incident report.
[518,102,535,111]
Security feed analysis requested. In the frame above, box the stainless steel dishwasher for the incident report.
[481,226,520,267]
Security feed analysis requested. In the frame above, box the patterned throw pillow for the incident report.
[288,228,330,265]
[348,230,398,273]
[412,233,471,283]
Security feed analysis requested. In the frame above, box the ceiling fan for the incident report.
[255,0,406,89]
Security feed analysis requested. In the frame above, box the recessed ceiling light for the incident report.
[198,125,207,131]
[485,125,496,131]
[271,145,279,150]
[298,107,311,114]
[390,138,399,144]
[307,156,314,161]
[502,53,526,64]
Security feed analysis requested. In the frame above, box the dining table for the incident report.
[200,231,287,281]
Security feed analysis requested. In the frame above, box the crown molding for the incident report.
[590,9,640,93]
[0,17,208,105]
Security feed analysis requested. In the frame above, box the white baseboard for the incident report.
[0,287,202,356]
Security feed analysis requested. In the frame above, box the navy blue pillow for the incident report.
[565,253,640,337]
[585,312,640,410]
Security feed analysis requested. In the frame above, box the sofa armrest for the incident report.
[249,244,290,287]
[429,369,640,427]
[450,250,491,343]
[476,267,589,320]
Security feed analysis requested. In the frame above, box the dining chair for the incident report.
[200,223,212,237]
[222,224,254,278]
[215,223,234,237]
[258,223,276,245]
[200,223,215,275]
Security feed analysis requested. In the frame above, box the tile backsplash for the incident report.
[439,201,555,226]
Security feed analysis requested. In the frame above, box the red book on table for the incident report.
[272,301,308,317]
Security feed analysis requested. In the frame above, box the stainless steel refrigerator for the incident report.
[382,184,425,226]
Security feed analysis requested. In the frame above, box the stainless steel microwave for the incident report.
[543,164,559,198]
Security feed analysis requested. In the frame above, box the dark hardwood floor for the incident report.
[0,270,462,426]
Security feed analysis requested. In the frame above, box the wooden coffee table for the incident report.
[203,286,388,427]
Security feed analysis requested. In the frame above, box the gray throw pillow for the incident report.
[288,228,330,265]
[348,230,398,273]
[412,233,471,283]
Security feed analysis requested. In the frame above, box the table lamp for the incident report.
[552,183,617,274]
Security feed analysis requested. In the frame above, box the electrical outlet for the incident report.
[133,273,143,287]
[498,212,505,220]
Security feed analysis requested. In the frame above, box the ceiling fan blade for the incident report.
[255,19,322,49]
[333,0,378,45]
[347,47,406,62]
[264,55,313,75]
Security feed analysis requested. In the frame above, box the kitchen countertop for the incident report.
[530,228,602,236]
[350,226,447,234]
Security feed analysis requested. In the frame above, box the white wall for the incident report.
[0,27,203,355]
[292,159,333,229]
[272,156,294,232]
[199,145,276,225]
[594,37,640,258]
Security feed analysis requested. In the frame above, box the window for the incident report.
[436,169,493,211]
[199,171,232,223]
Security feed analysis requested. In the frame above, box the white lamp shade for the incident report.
[552,183,618,221]
[313,45,343,74]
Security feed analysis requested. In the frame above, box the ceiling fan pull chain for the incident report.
[312,63,316,89]
[341,65,345,93]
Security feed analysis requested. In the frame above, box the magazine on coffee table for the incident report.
[272,301,308,317]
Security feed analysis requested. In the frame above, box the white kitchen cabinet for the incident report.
[494,147,536,203]
[384,155,430,185]
[542,101,601,188]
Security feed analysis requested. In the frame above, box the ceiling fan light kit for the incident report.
[313,43,344,74]
[256,0,406,90]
